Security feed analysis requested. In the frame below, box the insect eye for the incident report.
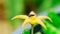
[29,14,34,17]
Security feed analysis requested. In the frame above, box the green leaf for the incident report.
[48,9,60,28]
[22,29,30,34]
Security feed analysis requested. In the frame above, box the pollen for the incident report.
[29,16,36,24]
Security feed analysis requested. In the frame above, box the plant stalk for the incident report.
[31,25,34,34]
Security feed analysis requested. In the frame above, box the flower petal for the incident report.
[11,15,29,20]
[37,16,52,22]
[22,19,29,29]
[37,20,47,30]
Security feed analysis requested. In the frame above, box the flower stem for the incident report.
[31,25,34,34]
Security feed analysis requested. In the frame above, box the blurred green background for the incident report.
[0,0,60,34]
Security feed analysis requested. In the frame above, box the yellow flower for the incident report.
[12,11,52,30]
